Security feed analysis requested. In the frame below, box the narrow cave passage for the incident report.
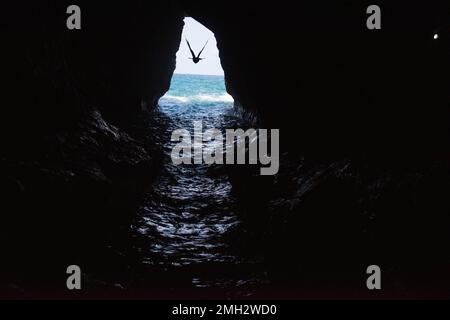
[128,18,267,295]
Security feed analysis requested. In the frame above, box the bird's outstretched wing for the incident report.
[185,38,196,59]
[197,40,209,58]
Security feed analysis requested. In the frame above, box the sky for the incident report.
[174,17,224,76]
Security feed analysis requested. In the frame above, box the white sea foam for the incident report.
[159,93,234,105]
[162,95,190,103]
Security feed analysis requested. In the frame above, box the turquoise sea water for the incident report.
[159,73,234,109]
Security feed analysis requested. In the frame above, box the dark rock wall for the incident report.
[182,0,450,296]
[0,1,184,290]
[185,0,450,155]
[2,1,183,126]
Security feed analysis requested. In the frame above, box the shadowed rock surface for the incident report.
[0,0,449,298]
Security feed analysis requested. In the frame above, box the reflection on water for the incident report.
[130,74,267,294]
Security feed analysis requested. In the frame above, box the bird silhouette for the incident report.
[186,38,208,64]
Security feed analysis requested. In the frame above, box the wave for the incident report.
[161,95,191,103]
[160,93,234,105]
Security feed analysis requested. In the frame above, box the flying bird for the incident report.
[186,38,208,64]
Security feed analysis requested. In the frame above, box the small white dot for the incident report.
[433,34,439,40]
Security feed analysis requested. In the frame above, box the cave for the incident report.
[1,0,450,300]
